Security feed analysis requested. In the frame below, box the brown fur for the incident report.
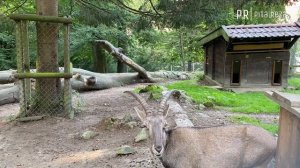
[125,90,276,168]
[161,126,276,168]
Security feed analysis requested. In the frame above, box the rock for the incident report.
[203,101,214,108]
[81,130,99,140]
[123,113,134,123]
[99,117,119,130]
[115,145,136,155]
[197,113,209,118]
[103,103,110,106]
[125,121,138,129]
[135,128,148,142]
[198,104,206,110]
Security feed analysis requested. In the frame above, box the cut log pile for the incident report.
[0,40,192,106]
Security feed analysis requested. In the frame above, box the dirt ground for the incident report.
[0,84,278,168]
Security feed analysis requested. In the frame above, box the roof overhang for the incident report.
[199,26,230,46]
[199,23,300,47]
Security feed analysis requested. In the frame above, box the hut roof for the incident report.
[199,23,300,45]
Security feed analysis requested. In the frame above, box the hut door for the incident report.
[272,60,282,85]
[231,60,241,85]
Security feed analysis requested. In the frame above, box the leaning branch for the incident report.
[95,40,157,83]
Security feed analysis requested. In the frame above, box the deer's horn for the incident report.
[159,90,177,113]
[124,91,151,114]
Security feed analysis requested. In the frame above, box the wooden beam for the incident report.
[287,37,299,49]
[14,73,72,79]
[233,43,284,51]
[226,49,289,54]
[231,40,291,44]
[199,27,229,46]
[9,14,72,24]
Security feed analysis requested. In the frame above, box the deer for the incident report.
[125,90,277,168]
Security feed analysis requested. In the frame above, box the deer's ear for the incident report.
[163,104,170,118]
[134,107,147,121]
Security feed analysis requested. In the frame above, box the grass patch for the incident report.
[166,80,279,114]
[134,84,163,100]
[282,76,300,94]
[231,115,278,134]
[288,77,300,88]
[283,77,300,94]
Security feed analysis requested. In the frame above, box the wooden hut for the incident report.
[199,23,300,88]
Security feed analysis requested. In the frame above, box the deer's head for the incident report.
[125,90,177,157]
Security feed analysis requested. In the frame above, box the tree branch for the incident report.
[75,0,112,14]
[4,0,28,14]
[111,0,157,17]
[149,0,162,16]
[95,40,156,82]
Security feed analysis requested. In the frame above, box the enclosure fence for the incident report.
[9,14,73,119]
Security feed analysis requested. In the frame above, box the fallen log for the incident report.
[0,71,16,84]
[0,70,193,105]
[0,85,19,105]
[96,40,157,82]
[0,83,15,90]
[70,72,141,91]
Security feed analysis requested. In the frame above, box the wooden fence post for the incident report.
[265,91,300,168]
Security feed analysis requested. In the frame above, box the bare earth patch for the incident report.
[0,84,278,168]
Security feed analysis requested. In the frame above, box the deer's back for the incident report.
[161,125,276,168]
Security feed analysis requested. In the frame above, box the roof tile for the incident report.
[225,23,300,39]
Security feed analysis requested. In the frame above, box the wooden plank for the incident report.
[16,115,45,122]
[272,91,300,108]
[199,28,229,46]
[14,72,72,79]
[20,20,31,117]
[9,14,72,24]
[265,92,300,118]
[233,43,284,51]
[63,24,73,119]
[287,37,299,49]
[15,21,27,117]
[226,49,289,54]
[231,40,290,44]
[276,107,300,167]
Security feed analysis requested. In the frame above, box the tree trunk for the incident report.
[93,42,106,73]
[0,69,192,105]
[95,40,156,82]
[117,60,126,73]
[187,61,192,72]
[179,30,185,71]
[35,0,61,115]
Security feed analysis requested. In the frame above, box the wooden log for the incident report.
[71,72,140,91]
[148,71,191,80]
[0,71,15,84]
[16,115,45,122]
[0,86,19,105]
[9,14,72,24]
[0,84,15,90]
[95,40,156,82]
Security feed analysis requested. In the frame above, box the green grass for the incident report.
[283,77,300,94]
[231,115,278,134]
[134,84,163,100]
[288,77,300,88]
[166,80,279,114]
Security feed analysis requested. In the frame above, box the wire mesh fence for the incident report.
[10,14,73,119]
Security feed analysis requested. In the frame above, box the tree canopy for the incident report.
[0,0,298,71]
